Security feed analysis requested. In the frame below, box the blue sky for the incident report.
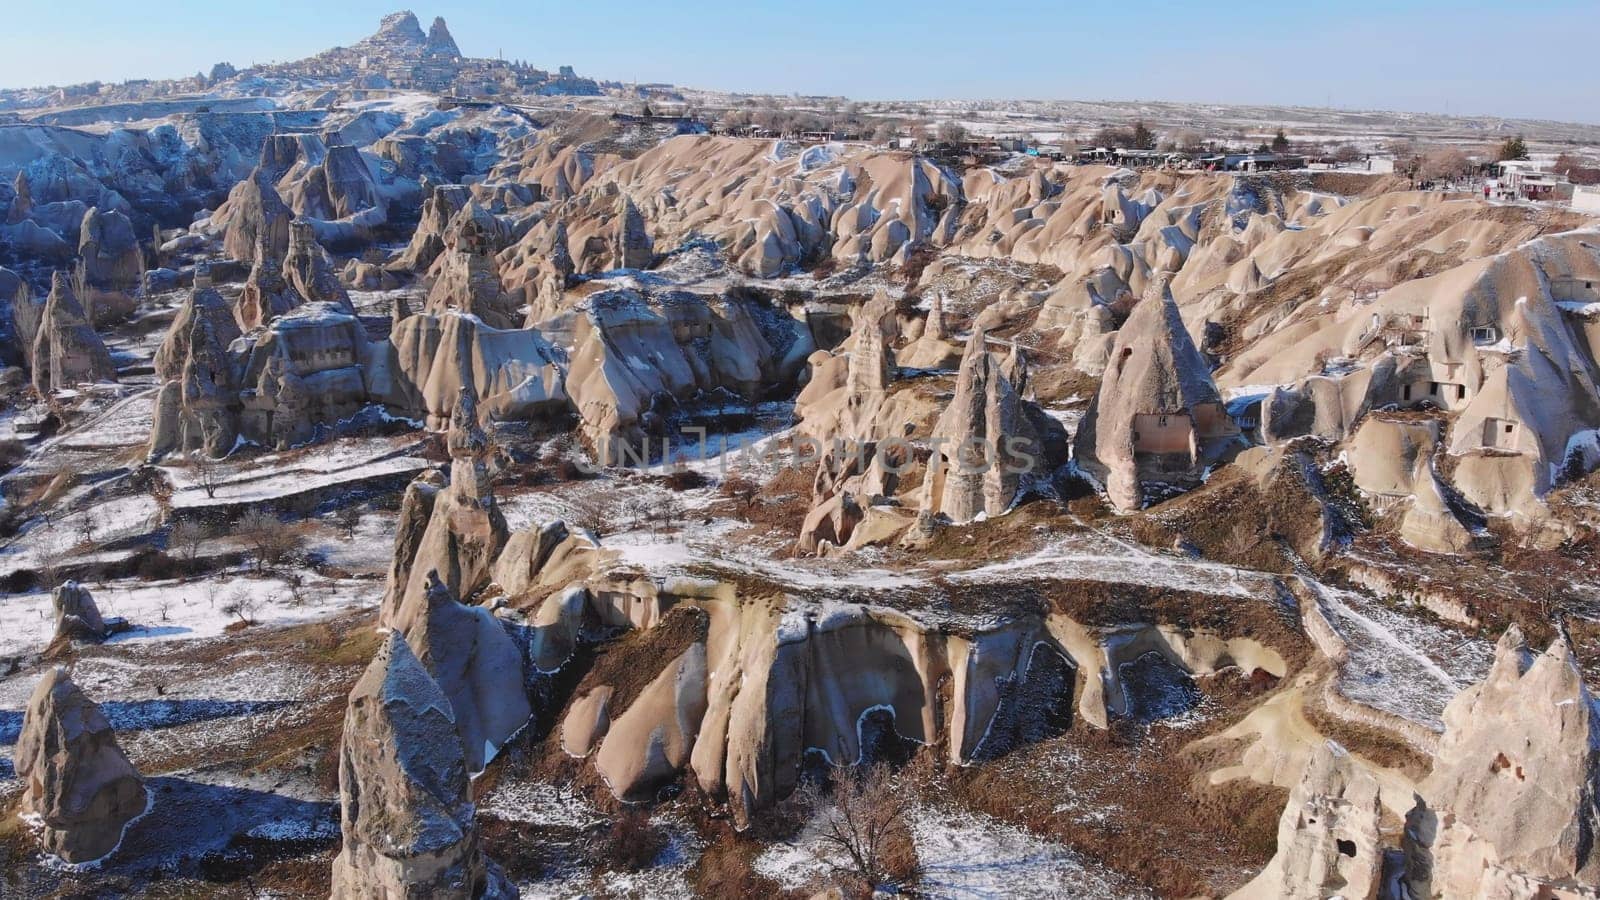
[6,1,1597,122]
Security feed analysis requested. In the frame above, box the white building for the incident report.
[1495,160,1571,202]
[1573,184,1600,215]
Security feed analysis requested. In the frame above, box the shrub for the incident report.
[662,468,709,491]
[596,808,668,872]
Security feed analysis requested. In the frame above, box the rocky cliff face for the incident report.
[378,307,569,430]
[215,134,389,259]
[14,668,148,864]
[234,235,300,331]
[425,17,461,58]
[383,390,511,625]
[77,206,143,298]
[612,195,653,270]
[391,572,531,774]
[793,291,912,446]
[235,301,368,450]
[565,288,788,464]
[148,278,244,459]
[1230,742,1386,900]
[218,165,292,265]
[50,581,122,642]
[1406,625,1600,898]
[422,202,518,328]
[543,571,1286,825]
[330,631,515,899]
[282,220,354,311]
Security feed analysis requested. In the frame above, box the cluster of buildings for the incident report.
[1491,159,1577,203]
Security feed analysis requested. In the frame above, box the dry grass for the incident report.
[947,674,1287,897]
[1041,579,1312,670]
[570,604,708,719]
[1301,705,1432,780]
[690,827,802,900]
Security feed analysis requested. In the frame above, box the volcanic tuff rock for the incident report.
[217,166,292,264]
[794,291,918,445]
[51,581,118,642]
[1404,625,1600,898]
[1229,742,1386,900]
[795,489,865,556]
[612,194,653,270]
[1226,232,1600,525]
[540,571,1288,824]
[1345,417,1475,553]
[565,288,790,464]
[330,631,515,899]
[391,572,531,774]
[214,133,390,259]
[30,271,118,394]
[14,668,148,863]
[384,389,511,623]
[897,290,963,370]
[796,440,918,553]
[234,234,301,331]
[916,329,1066,523]
[393,183,472,273]
[76,206,143,297]
[235,301,368,450]
[148,279,244,459]
[282,220,354,311]
[153,259,574,460]
[425,17,461,58]
[1074,275,1240,512]
[423,202,518,328]
[381,468,446,625]
[377,307,569,430]
[501,218,575,324]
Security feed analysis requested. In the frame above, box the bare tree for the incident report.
[221,586,262,626]
[238,509,298,572]
[1333,144,1364,163]
[1419,147,1473,183]
[334,504,363,540]
[170,519,205,569]
[192,452,222,500]
[649,493,685,536]
[721,475,761,510]
[804,764,920,892]
[284,570,311,607]
[35,535,64,592]
[935,122,967,146]
[567,491,612,536]
[75,510,97,548]
[622,495,652,532]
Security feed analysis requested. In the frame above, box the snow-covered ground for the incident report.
[480,777,704,899]
[945,528,1280,600]
[0,570,382,658]
[755,803,1148,899]
[1304,579,1492,730]
[162,435,428,509]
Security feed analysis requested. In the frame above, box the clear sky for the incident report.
[5,0,1597,123]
